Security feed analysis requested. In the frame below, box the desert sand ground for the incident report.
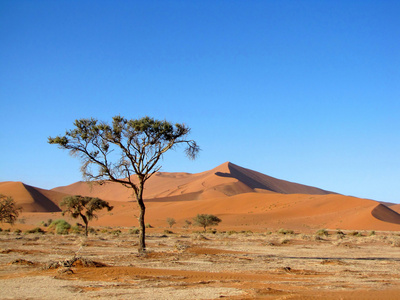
[1,228,400,299]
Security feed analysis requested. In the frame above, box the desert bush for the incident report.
[110,229,121,236]
[14,228,22,234]
[70,225,83,234]
[145,223,153,228]
[316,229,329,236]
[166,217,176,228]
[193,214,222,232]
[348,231,363,236]
[129,228,140,234]
[227,230,238,235]
[369,230,376,236]
[25,227,45,234]
[49,219,71,235]
[184,219,192,228]
[278,229,294,235]
[163,229,174,234]
[41,219,53,227]
[0,194,22,225]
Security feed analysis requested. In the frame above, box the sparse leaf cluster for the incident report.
[0,194,22,225]
[60,195,113,236]
[49,115,199,252]
[193,214,221,232]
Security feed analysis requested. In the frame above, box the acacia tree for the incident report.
[0,194,21,225]
[193,214,221,232]
[60,195,113,236]
[48,116,199,252]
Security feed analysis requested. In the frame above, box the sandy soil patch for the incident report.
[1,230,400,299]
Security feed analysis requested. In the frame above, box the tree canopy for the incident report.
[0,194,21,225]
[49,116,199,251]
[193,214,222,232]
[60,195,113,236]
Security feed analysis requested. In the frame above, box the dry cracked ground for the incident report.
[1,229,400,299]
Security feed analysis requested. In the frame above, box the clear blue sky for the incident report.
[1,1,399,203]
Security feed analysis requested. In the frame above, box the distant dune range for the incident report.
[2,162,400,231]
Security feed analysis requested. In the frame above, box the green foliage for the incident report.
[0,194,22,225]
[166,217,176,228]
[60,195,113,236]
[48,116,200,184]
[49,219,71,235]
[192,214,222,232]
[70,225,83,234]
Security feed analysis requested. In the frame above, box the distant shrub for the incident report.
[227,230,238,235]
[163,229,174,234]
[25,227,45,234]
[369,230,376,236]
[193,214,222,232]
[70,225,83,234]
[48,219,71,235]
[41,219,53,227]
[166,217,176,228]
[206,228,217,234]
[349,231,363,237]
[184,219,192,228]
[129,228,139,234]
[145,223,153,228]
[278,229,294,235]
[336,230,345,236]
[14,229,22,234]
[316,229,329,236]
[110,229,121,236]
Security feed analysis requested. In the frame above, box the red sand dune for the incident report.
[2,162,400,231]
[52,162,334,202]
[0,182,63,212]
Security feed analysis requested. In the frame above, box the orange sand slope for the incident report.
[2,162,400,231]
[0,182,63,212]
[53,162,335,202]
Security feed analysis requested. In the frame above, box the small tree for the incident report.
[184,219,192,228]
[49,116,199,252]
[0,194,22,225]
[193,214,221,232]
[60,195,113,236]
[166,217,176,228]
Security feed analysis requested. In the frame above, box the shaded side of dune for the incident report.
[371,204,400,225]
[215,162,336,195]
[23,184,61,212]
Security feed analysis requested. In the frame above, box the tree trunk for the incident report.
[81,214,89,237]
[137,181,146,253]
